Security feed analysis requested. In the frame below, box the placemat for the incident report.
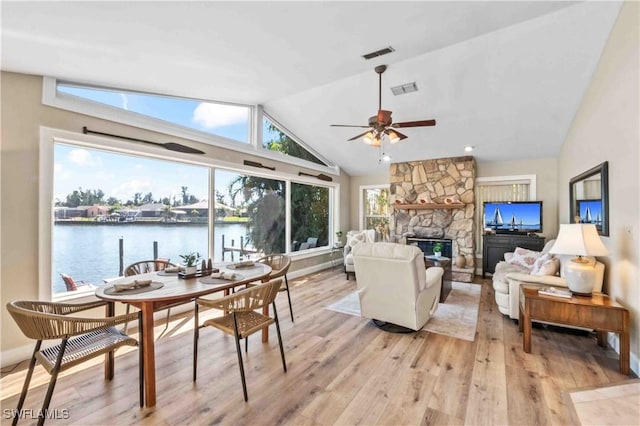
[226,263,261,270]
[157,270,179,276]
[104,282,164,295]
[199,273,244,285]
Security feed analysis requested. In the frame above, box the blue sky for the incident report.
[54,144,211,204]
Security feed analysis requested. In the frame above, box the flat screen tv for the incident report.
[483,201,543,234]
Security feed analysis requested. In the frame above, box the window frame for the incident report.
[40,126,339,302]
[42,77,339,175]
[359,184,391,231]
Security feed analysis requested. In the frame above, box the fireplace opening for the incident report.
[406,238,453,258]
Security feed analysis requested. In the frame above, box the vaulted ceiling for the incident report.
[1,1,623,176]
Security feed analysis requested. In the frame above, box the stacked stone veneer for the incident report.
[390,156,476,270]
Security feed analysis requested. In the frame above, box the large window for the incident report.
[218,170,286,258]
[291,183,329,250]
[262,116,327,166]
[45,129,337,300]
[44,78,338,172]
[58,83,250,143]
[52,143,209,296]
[360,185,390,241]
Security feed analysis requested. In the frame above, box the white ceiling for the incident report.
[1,1,623,176]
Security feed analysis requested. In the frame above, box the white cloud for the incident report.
[192,102,247,129]
[110,179,152,201]
[120,93,129,110]
[67,148,102,167]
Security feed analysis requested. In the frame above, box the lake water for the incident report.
[53,222,249,293]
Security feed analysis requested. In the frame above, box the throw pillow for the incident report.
[348,232,365,247]
[507,247,542,271]
[531,253,560,276]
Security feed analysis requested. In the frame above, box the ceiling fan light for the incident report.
[382,154,391,162]
[387,130,401,144]
[362,131,375,145]
[371,138,381,147]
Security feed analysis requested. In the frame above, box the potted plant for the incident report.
[179,252,200,275]
[335,231,343,247]
[432,242,443,258]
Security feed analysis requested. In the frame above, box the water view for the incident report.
[53,222,249,293]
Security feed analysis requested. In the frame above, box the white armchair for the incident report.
[343,229,376,279]
[352,242,444,331]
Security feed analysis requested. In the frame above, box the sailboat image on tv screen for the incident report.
[583,206,592,223]
[488,207,504,227]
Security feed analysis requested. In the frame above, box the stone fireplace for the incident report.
[390,156,476,281]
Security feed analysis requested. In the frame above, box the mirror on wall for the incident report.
[569,161,609,236]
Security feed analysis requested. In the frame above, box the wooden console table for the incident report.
[519,285,630,375]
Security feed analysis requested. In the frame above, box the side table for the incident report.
[519,284,630,375]
[330,244,344,268]
[424,255,452,303]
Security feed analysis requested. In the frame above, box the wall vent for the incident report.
[391,82,418,96]
[362,46,395,60]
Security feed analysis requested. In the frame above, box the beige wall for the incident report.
[348,171,389,231]
[0,72,351,359]
[477,158,559,239]
[557,1,639,373]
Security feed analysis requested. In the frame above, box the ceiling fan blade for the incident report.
[330,124,371,128]
[391,119,436,128]
[347,130,373,141]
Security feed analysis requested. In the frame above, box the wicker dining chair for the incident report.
[255,254,294,322]
[123,259,176,333]
[6,300,142,426]
[59,273,95,292]
[124,258,174,276]
[193,279,287,402]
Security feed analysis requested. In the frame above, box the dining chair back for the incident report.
[193,279,287,401]
[256,254,294,322]
[6,300,143,425]
[124,258,174,276]
[59,273,94,292]
[122,258,177,334]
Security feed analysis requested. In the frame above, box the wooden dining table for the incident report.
[95,262,272,407]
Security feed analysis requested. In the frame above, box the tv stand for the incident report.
[482,234,545,277]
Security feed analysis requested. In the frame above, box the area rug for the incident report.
[565,379,640,425]
[326,281,481,342]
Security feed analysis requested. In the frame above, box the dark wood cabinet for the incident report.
[482,234,545,277]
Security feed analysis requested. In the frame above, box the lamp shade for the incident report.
[549,224,608,295]
[549,224,609,256]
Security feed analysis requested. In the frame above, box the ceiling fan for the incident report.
[330,65,436,146]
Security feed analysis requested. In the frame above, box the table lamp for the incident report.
[549,224,609,295]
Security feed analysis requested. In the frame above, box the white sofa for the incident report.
[492,239,605,319]
[352,242,444,331]
[343,229,376,279]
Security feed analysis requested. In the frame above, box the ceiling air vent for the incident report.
[391,82,418,96]
[362,46,395,60]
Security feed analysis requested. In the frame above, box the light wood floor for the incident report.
[1,268,634,425]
